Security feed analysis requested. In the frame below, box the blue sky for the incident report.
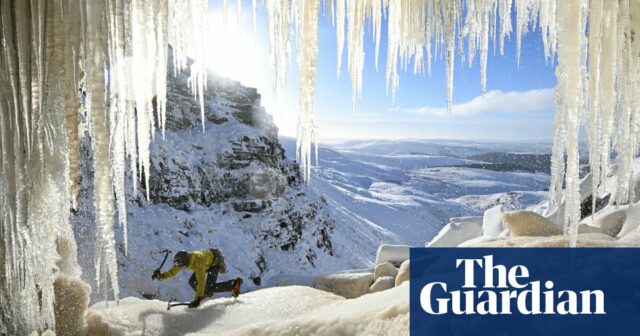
[206,2,557,141]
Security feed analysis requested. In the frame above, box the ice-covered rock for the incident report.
[482,205,504,238]
[578,224,605,235]
[502,211,563,237]
[374,262,398,280]
[375,245,409,266]
[370,276,395,293]
[395,260,410,287]
[590,207,626,237]
[53,275,91,336]
[427,221,483,247]
[544,201,565,227]
[617,204,640,238]
[313,271,374,299]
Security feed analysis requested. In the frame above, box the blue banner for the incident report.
[410,248,640,336]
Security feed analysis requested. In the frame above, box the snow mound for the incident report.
[470,233,637,248]
[578,224,605,235]
[370,276,395,293]
[375,245,409,266]
[395,260,410,287]
[313,271,374,299]
[482,205,504,238]
[86,284,409,335]
[502,211,563,237]
[426,220,483,247]
[374,262,398,280]
[618,204,640,238]
[590,207,627,237]
[53,275,91,336]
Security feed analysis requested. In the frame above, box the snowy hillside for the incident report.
[71,63,374,303]
[281,138,552,246]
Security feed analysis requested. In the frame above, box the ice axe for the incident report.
[154,249,172,274]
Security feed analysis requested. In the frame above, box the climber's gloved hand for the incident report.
[188,298,202,308]
[152,270,161,280]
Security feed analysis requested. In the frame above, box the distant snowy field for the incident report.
[281,138,552,247]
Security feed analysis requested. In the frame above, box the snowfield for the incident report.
[280,138,553,247]
[86,284,408,336]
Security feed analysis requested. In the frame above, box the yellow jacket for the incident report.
[159,249,221,299]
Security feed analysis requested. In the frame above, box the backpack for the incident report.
[210,248,227,273]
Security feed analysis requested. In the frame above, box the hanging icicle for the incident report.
[295,0,320,182]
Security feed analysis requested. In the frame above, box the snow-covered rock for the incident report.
[502,210,563,237]
[544,201,565,227]
[53,275,91,336]
[618,204,640,238]
[370,276,395,293]
[426,221,483,247]
[395,260,410,287]
[578,224,605,235]
[374,262,398,280]
[482,205,504,238]
[375,245,409,266]
[590,207,626,237]
[313,271,374,299]
[470,233,636,248]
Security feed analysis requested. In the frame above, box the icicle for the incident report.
[598,0,618,193]
[554,0,587,247]
[346,0,365,110]
[586,0,604,216]
[443,0,459,113]
[336,0,345,77]
[63,0,82,210]
[253,0,258,38]
[296,0,320,181]
[223,0,229,28]
[514,0,531,67]
[86,0,120,301]
[265,0,292,105]
[498,0,512,55]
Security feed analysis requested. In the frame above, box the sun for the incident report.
[205,12,260,88]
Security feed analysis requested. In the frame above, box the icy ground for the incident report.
[86,283,408,336]
[281,138,553,246]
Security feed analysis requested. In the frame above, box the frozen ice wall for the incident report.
[0,0,210,333]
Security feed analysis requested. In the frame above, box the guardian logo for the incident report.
[420,255,605,315]
[409,248,640,336]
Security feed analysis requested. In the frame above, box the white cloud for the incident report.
[393,88,555,116]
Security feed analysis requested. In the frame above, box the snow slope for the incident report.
[281,138,552,247]
[86,283,409,336]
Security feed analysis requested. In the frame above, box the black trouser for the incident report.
[188,264,235,296]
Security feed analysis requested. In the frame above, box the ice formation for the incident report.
[2,0,640,334]
[0,0,210,333]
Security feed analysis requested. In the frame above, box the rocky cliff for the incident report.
[73,59,337,301]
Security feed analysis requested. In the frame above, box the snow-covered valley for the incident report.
[283,138,553,247]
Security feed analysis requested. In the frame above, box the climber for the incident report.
[152,249,243,308]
